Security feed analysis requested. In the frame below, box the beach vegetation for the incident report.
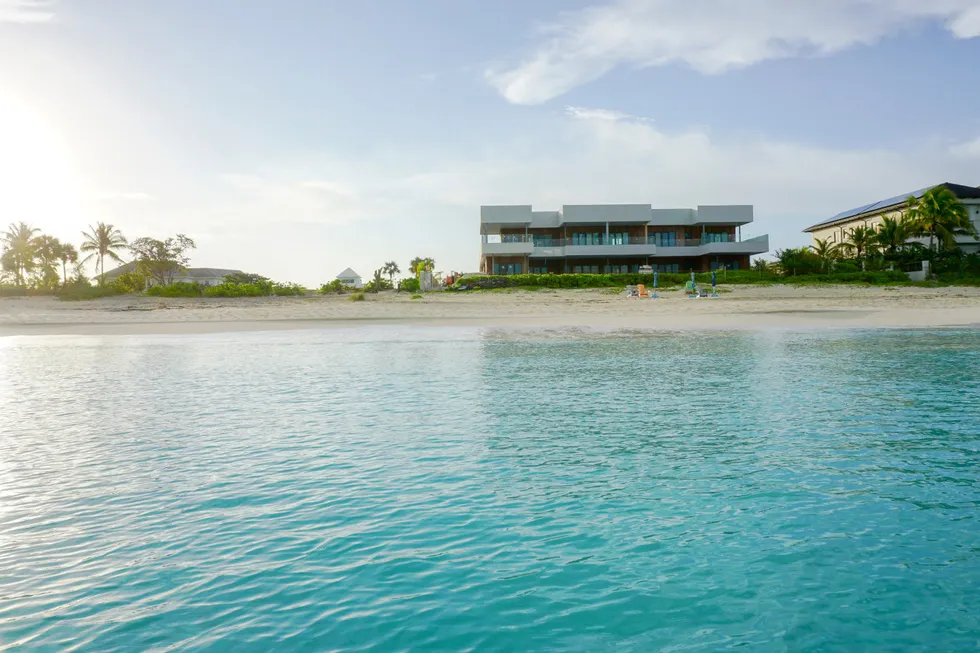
[382,261,400,284]
[128,234,196,286]
[223,272,268,285]
[775,247,824,276]
[453,269,914,291]
[410,294,423,300]
[365,268,392,293]
[1,222,41,287]
[80,222,127,286]
[409,257,435,278]
[110,270,148,293]
[56,242,79,289]
[146,281,204,297]
[57,284,126,301]
[397,277,420,292]
[809,238,841,272]
[319,280,344,294]
[905,187,977,252]
[349,290,366,301]
[144,279,306,298]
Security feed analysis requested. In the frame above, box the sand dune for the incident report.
[2,285,979,336]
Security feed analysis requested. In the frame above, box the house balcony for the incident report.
[481,234,533,255]
[483,234,770,258]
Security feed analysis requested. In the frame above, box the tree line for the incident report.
[0,221,203,291]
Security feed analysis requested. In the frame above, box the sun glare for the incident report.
[0,93,86,234]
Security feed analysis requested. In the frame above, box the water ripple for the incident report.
[0,328,978,651]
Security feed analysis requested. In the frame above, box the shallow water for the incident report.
[1,328,978,652]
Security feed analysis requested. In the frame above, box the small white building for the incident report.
[336,267,363,288]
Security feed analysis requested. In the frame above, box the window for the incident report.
[532,235,553,247]
[710,261,740,271]
[649,232,677,247]
[492,263,523,275]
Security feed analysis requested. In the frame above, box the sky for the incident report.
[2,0,980,284]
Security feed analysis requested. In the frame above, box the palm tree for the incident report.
[905,187,976,252]
[80,222,127,286]
[1,222,40,287]
[875,215,910,258]
[57,242,79,288]
[409,257,434,277]
[840,225,878,269]
[33,235,63,289]
[809,237,840,272]
[382,261,400,283]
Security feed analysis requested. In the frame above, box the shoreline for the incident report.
[3,286,980,336]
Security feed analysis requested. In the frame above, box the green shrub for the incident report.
[778,271,910,285]
[58,285,126,301]
[776,247,825,276]
[364,278,393,293]
[410,294,423,300]
[349,291,365,301]
[319,279,346,294]
[205,282,269,297]
[397,277,420,293]
[452,269,915,290]
[111,271,147,293]
[272,282,306,296]
[146,282,203,297]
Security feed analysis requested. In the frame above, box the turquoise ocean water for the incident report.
[1,327,978,651]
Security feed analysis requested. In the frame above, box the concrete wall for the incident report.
[481,205,532,226]
[530,211,561,228]
[562,204,651,224]
[650,208,695,225]
[697,205,754,225]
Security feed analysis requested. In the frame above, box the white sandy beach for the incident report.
[2,286,979,336]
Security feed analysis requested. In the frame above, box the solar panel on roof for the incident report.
[813,186,933,229]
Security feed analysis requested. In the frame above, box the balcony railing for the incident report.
[483,233,764,247]
[482,234,533,244]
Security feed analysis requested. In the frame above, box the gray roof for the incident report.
[336,267,361,279]
[805,182,980,232]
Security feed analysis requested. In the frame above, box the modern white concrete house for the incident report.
[104,263,244,287]
[336,268,363,288]
[480,203,769,274]
[804,182,980,253]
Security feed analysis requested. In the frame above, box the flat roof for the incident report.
[804,182,980,232]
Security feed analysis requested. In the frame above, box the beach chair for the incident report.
[637,284,647,298]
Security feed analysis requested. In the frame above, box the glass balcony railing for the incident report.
[484,233,760,247]
[482,234,533,244]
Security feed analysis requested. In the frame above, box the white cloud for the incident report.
[950,136,980,158]
[564,105,652,123]
[0,0,54,23]
[488,0,980,104]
